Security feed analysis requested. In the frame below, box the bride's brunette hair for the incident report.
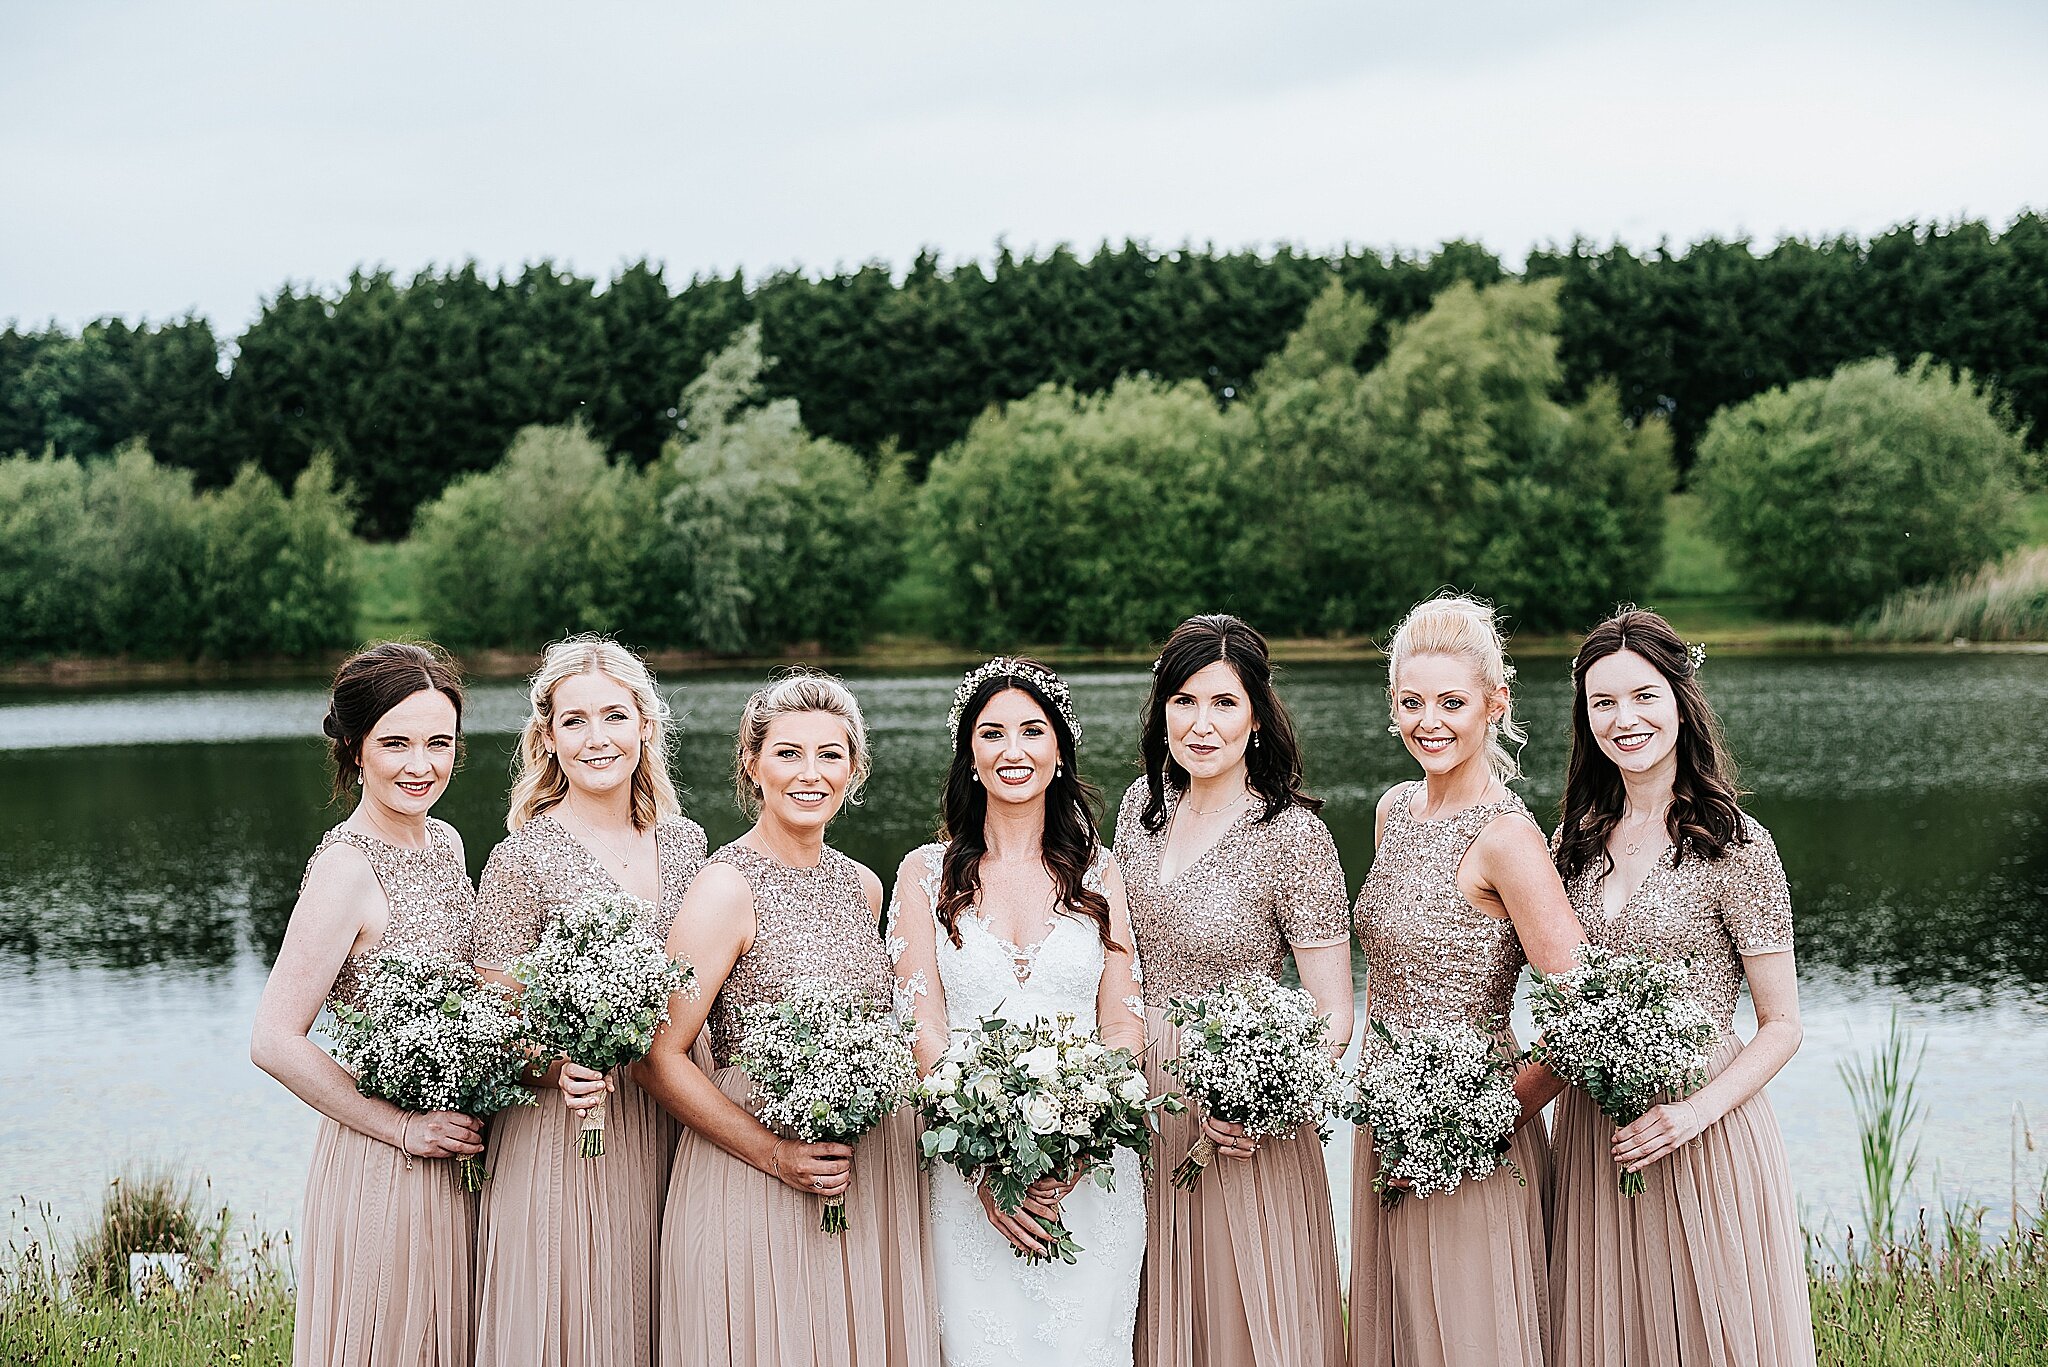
[1136,613,1318,833]
[1555,607,1746,881]
[935,662,1117,954]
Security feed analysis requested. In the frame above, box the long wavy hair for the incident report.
[507,635,683,833]
[1555,607,1747,881]
[935,662,1116,953]
[1137,614,1319,833]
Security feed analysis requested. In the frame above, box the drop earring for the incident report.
[1250,731,1260,749]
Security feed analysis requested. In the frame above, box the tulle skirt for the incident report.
[1135,1008,1345,1367]
[656,1064,939,1367]
[294,1115,476,1367]
[1547,1033,1816,1367]
[474,1066,682,1367]
[1348,1115,1553,1367]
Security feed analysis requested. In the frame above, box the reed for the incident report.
[1860,546,2048,643]
[1838,1009,1928,1248]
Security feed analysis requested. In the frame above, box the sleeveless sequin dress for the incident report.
[657,843,939,1367]
[1112,781,1351,1367]
[293,819,478,1367]
[472,812,708,1367]
[1548,816,1815,1367]
[1348,782,1552,1367]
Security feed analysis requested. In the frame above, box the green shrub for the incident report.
[0,452,97,655]
[199,455,360,657]
[918,375,1242,647]
[1860,546,2048,643]
[79,444,207,656]
[68,1167,227,1300]
[1233,279,1671,636]
[1695,358,2026,620]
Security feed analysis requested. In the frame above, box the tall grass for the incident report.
[1860,546,2048,643]
[1839,1010,1928,1247]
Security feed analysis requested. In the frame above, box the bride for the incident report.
[889,657,1149,1366]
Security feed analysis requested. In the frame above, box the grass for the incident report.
[1860,546,2048,644]
[1839,1010,1928,1246]
[353,539,424,643]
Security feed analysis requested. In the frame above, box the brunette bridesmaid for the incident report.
[471,636,709,1367]
[637,670,939,1367]
[251,643,479,1367]
[1548,608,1814,1367]
[1349,595,1585,1367]
[1114,615,1352,1367]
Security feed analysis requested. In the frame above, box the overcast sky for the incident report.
[4,0,2044,332]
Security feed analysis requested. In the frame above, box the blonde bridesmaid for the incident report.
[471,637,709,1367]
[1114,615,1352,1367]
[251,642,479,1367]
[638,670,939,1367]
[1548,608,1814,1367]
[1349,595,1585,1367]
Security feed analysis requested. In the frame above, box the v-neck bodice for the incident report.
[472,810,708,970]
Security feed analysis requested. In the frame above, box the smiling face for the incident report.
[358,687,458,819]
[1583,648,1682,780]
[747,710,854,833]
[1165,660,1256,784]
[969,687,1060,807]
[1390,652,1505,780]
[547,670,648,803]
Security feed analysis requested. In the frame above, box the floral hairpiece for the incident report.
[1687,641,1708,672]
[948,658,1082,747]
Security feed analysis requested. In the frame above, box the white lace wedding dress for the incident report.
[890,842,1146,1367]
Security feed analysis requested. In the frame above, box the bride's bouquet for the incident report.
[1346,1018,1524,1208]
[1529,943,1719,1196]
[507,891,696,1158]
[328,954,536,1192]
[1162,976,1346,1189]
[733,977,920,1234]
[916,1011,1179,1265]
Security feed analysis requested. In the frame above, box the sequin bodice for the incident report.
[1114,781,1351,1006]
[705,843,893,1070]
[1559,814,1794,1034]
[471,812,708,970]
[303,819,476,1011]
[1353,782,1533,1036]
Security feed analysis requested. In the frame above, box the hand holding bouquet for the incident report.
[734,977,920,1234]
[508,892,696,1158]
[328,954,535,1192]
[1529,943,1718,1196]
[916,1011,1178,1265]
[1347,1017,1523,1208]
[1163,976,1345,1189]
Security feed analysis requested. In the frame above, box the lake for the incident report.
[4,655,2046,1262]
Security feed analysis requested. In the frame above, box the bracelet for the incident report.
[398,1111,416,1170]
[770,1139,787,1180]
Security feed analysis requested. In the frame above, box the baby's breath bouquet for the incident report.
[1163,976,1345,1189]
[508,892,696,1158]
[1529,943,1719,1196]
[1347,1018,1523,1208]
[733,977,919,1234]
[916,1011,1179,1265]
[328,954,535,1192]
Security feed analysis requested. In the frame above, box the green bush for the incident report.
[1695,358,2026,620]
[79,444,208,656]
[199,455,360,657]
[0,452,98,654]
[1232,279,1671,636]
[918,375,1243,647]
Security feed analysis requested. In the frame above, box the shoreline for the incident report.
[4,629,2047,692]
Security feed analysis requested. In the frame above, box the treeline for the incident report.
[5,215,2044,537]
[0,450,357,659]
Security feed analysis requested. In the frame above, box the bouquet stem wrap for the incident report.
[578,1096,607,1159]
[457,1155,490,1193]
[1172,1134,1218,1189]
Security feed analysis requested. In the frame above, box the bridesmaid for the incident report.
[1114,614,1352,1367]
[1548,608,1814,1367]
[250,642,480,1367]
[637,670,939,1367]
[1349,594,1585,1367]
[471,636,709,1367]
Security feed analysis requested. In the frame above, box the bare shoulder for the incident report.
[304,836,379,899]
[851,858,886,915]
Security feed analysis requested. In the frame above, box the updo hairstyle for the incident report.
[732,669,871,817]
[1385,593,1525,785]
[322,641,466,801]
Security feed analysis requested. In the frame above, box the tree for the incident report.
[1694,357,2026,619]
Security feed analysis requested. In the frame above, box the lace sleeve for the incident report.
[1091,850,1149,1050]
[886,844,951,1069]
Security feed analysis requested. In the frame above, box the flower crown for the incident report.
[947,657,1082,747]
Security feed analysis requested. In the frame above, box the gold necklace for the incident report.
[1618,806,1669,858]
[564,810,639,870]
[1185,790,1249,817]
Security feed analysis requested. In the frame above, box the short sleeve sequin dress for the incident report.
[1348,782,1553,1367]
[292,819,478,1367]
[1548,815,1815,1367]
[471,811,708,1367]
[657,843,939,1367]
[1113,780,1351,1367]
